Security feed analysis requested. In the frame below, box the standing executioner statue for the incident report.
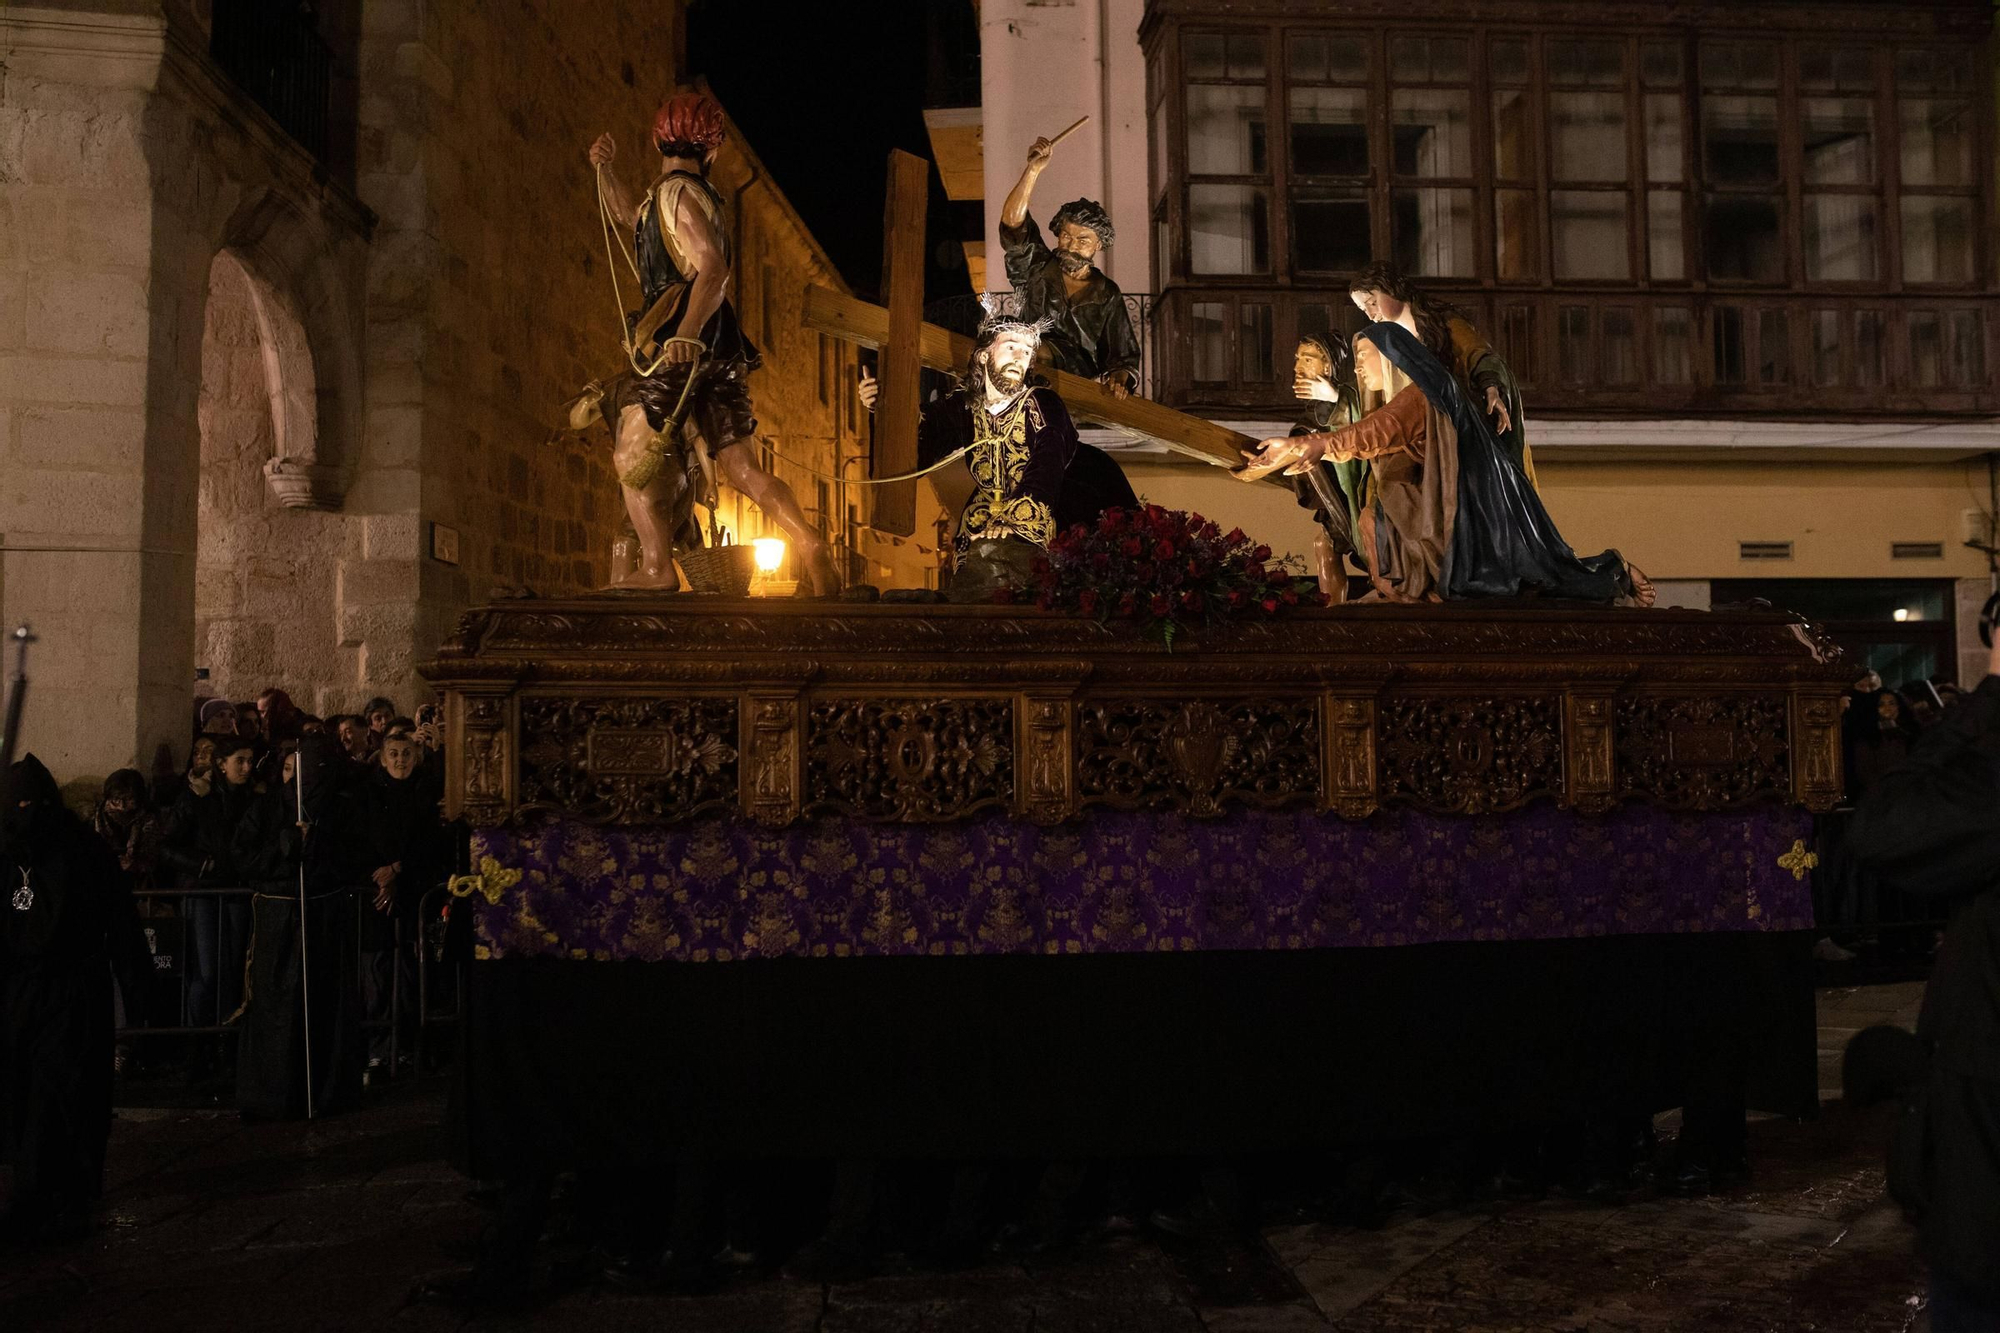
[998,133,1142,399]
[577,94,838,594]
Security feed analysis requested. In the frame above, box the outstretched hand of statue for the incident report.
[1238,436,1314,482]
[1484,385,1513,436]
[858,367,878,412]
[588,132,616,167]
[1295,373,1341,405]
[1026,135,1054,170]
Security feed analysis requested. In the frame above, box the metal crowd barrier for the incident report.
[116,880,467,1084]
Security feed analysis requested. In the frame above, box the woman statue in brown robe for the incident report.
[1243,323,1653,606]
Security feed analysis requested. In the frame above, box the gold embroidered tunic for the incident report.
[928,386,1080,562]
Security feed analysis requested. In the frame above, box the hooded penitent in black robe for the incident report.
[231,737,369,1119]
[0,755,148,1238]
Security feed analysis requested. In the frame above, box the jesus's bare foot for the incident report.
[1625,561,1656,608]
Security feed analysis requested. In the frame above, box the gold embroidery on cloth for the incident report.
[959,392,1055,554]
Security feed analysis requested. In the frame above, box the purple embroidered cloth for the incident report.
[469,804,1816,962]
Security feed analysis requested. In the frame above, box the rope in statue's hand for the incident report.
[594,163,675,379]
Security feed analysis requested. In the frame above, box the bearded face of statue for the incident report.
[981,331,1038,397]
[1053,221,1101,277]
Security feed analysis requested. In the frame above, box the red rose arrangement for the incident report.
[1029,506,1323,646]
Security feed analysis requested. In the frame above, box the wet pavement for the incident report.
[0,984,1932,1332]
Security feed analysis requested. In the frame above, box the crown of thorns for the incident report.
[976,295,1056,344]
[1049,198,1114,247]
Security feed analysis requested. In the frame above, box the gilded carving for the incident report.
[1616,694,1791,809]
[1564,691,1616,814]
[1076,698,1318,817]
[1019,695,1073,824]
[1324,693,1378,819]
[1377,695,1562,816]
[743,694,801,827]
[517,697,737,824]
[806,698,1013,821]
[1791,691,1845,813]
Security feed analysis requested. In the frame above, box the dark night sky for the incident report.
[687,0,975,306]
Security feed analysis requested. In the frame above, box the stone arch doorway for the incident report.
[195,249,349,715]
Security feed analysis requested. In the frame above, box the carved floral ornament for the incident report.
[420,603,1850,828]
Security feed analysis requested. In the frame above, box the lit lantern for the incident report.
[752,537,786,573]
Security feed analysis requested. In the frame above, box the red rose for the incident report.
[1090,550,1110,570]
[1252,544,1272,562]
[1117,593,1137,616]
[1100,509,1125,533]
[1180,589,1204,611]
[1229,589,1248,609]
[1185,558,1200,578]
[1281,587,1298,605]
[1078,589,1098,615]
[1152,539,1176,562]
[1149,593,1173,617]
[1224,528,1246,545]
[1121,537,1143,558]
[1261,596,1279,613]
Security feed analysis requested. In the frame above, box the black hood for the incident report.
[3,753,64,853]
[291,734,349,812]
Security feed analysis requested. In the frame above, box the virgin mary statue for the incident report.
[1242,322,1652,606]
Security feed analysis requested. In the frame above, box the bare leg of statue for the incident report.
[714,440,843,596]
[1314,531,1348,604]
[612,405,683,590]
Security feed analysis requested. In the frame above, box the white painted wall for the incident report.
[980,0,1152,296]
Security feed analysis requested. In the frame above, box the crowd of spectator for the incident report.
[58,690,456,1092]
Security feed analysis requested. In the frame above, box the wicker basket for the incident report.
[679,543,756,596]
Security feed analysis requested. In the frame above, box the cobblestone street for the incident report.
[0,985,1932,1332]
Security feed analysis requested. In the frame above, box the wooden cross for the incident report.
[870,149,929,536]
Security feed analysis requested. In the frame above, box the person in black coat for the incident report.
[230,735,370,1119]
[161,737,263,1030]
[1847,640,2000,1329]
[0,755,149,1242]
[358,733,446,1076]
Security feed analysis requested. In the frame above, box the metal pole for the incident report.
[294,760,316,1120]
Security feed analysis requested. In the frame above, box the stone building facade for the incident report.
[1,0,918,785]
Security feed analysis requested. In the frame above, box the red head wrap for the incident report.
[652,93,726,154]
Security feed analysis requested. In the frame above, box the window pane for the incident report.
[1190,185,1270,274]
[1499,306,1536,383]
[1950,310,1985,387]
[1152,116,1167,200]
[1292,190,1371,274]
[1493,90,1534,179]
[1644,94,1683,182]
[1391,187,1474,277]
[1391,90,1472,177]
[1800,45,1873,92]
[1702,96,1780,184]
[1551,92,1628,182]
[1549,38,1625,87]
[1653,307,1692,384]
[1225,35,1267,80]
[1551,191,1630,279]
[1287,32,1367,84]
[1811,310,1841,386]
[1701,42,1778,89]
[1603,308,1637,384]
[1186,35,1226,80]
[1648,191,1684,280]
[1856,310,1885,387]
[1641,41,1683,86]
[1902,196,1974,284]
[1390,36,1467,84]
[1899,100,1973,187]
[1714,306,1746,383]
[1559,307,1591,384]
[1191,301,1228,381]
[1758,308,1790,384]
[1897,49,1972,95]
[1496,188,1538,280]
[1704,196,1784,281]
[1240,304,1274,382]
[1911,311,1943,388]
[1802,98,1874,184]
[1803,195,1878,281]
[1187,85,1267,175]
[1290,87,1369,176]
[1490,38,1530,84]
[1155,210,1171,284]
